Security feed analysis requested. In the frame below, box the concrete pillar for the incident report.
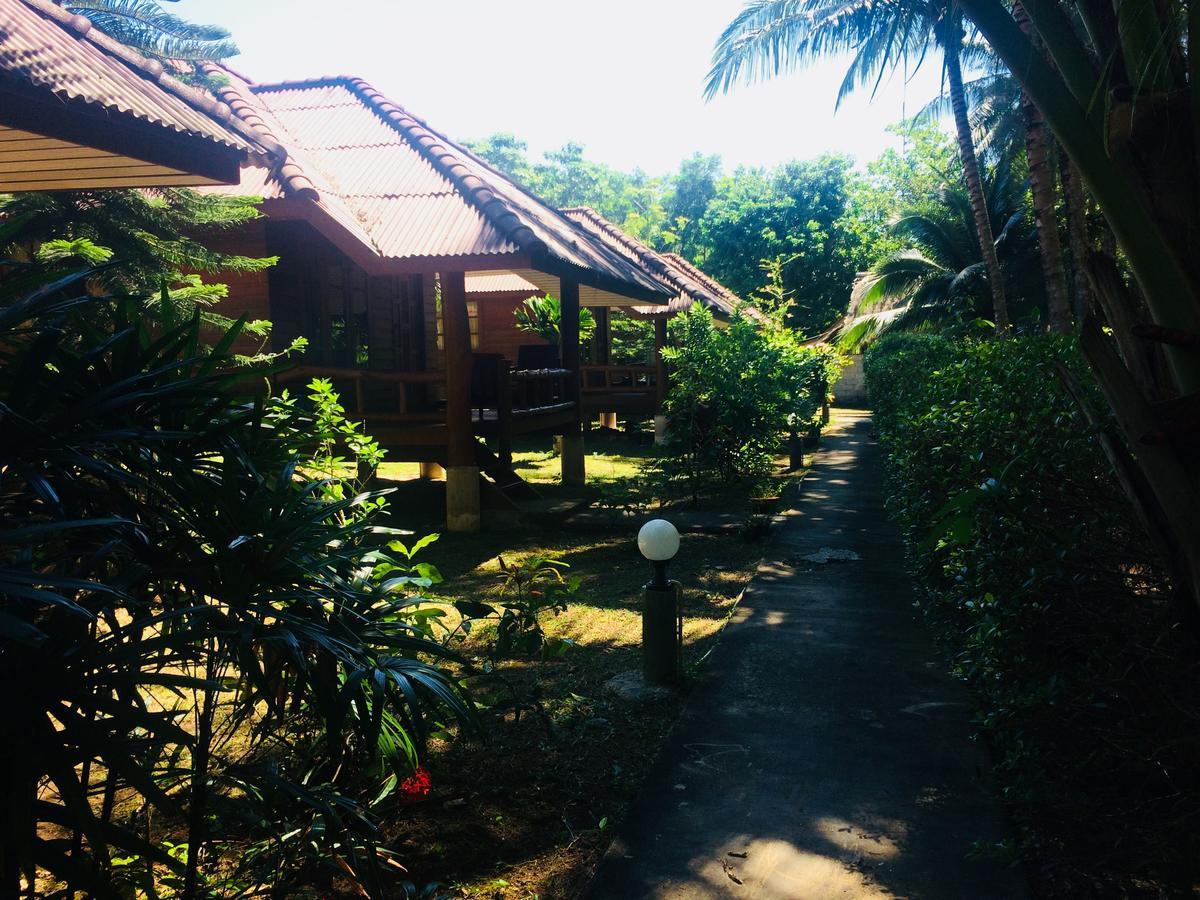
[445,465,481,533]
[419,461,445,481]
[654,414,669,446]
[600,412,618,429]
[442,271,479,533]
[561,432,586,485]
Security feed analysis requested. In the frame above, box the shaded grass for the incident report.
[374,523,765,898]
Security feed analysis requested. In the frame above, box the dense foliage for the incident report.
[865,334,1200,891]
[1,188,277,343]
[0,265,475,898]
[658,305,839,498]
[467,135,887,335]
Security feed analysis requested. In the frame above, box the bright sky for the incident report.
[178,0,950,176]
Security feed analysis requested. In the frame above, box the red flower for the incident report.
[398,765,432,803]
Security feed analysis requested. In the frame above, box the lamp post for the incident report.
[638,519,681,685]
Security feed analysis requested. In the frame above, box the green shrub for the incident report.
[658,304,838,499]
[865,333,1200,890]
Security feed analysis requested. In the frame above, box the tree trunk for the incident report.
[1012,0,1071,332]
[1023,92,1072,331]
[944,37,1010,330]
[1059,152,1094,320]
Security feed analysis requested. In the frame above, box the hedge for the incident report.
[864,333,1199,893]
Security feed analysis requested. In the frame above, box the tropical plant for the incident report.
[845,167,1042,347]
[954,0,1200,614]
[60,0,237,61]
[659,304,837,500]
[0,262,475,898]
[513,294,597,346]
[706,0,1011,329]
[1,188,275,336]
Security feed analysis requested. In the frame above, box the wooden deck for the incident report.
[275,360,578,464]
[580,363,662,419]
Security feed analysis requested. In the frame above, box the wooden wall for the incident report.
[474,292,546,362]
[261,220,425,372]
[200,217,271,356]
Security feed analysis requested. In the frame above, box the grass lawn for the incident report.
[372,501,766,897]
[342,429,812,896]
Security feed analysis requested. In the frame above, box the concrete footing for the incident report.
[419,461,445,481]
[599,412,619,429]
[560,433,586,485]
[653,414,668,446]
[445,465,480,533]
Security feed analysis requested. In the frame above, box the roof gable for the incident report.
[205,70,667,304]
[0,0,277,189]
[559,206,763,322]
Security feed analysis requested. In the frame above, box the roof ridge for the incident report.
[561,206,720,304]
[202,63,318,201]
[334,77,545,257]
[18,0,277,156]
[661,252,766,322]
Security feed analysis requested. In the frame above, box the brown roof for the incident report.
[203,69,668,305]
[559,207,764,322]
[0,0,279,188]
[466,272,541,295]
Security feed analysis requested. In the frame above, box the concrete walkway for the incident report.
[587,409,1026,899]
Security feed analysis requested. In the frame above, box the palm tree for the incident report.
[57,0,236,61]
[1011,0,1071,333]
[844,167,1039,347]
[925,60,1073,332]
[706,0,1011,330]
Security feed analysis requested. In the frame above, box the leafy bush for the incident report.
[512,294,596,346]
[0,267,476,898]
[865,333,1200,891]
[658,304,839,499]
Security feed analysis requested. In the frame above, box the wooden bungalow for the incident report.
[198,69,669,531]
[467,206,763,435]
[0,0,277,190]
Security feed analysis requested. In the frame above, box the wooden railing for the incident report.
[275,365,445,421]
[475,355,576,464]
[580,364,657,393]
[277,360,578,459]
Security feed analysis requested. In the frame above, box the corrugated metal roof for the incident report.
[466,272,540,294]
[0,0,275,157]
[204,70,668,303]
[560,207,763,322]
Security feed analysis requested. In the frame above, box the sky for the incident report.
[177,0,950,176]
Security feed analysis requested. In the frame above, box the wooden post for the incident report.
[495,355,513,469]
[441,271,480,532]
[653,317,668,408]
[654,316,669,445]
[559,279,585,485]
[594,305,611,365]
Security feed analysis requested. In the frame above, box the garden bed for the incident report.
[373,524,765,897]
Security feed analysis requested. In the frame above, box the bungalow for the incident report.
[467,206,763,436]
[197,68,669,531]
[0,0,277,189]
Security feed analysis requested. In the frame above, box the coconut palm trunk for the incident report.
[1059,153,1093,319]
[943,31,1011,330]
[1011,0,1072,332]
[1022,93,1072,331]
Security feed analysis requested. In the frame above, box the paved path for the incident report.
[587,409,1026,899]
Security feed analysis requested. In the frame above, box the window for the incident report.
[436,298,479,351]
